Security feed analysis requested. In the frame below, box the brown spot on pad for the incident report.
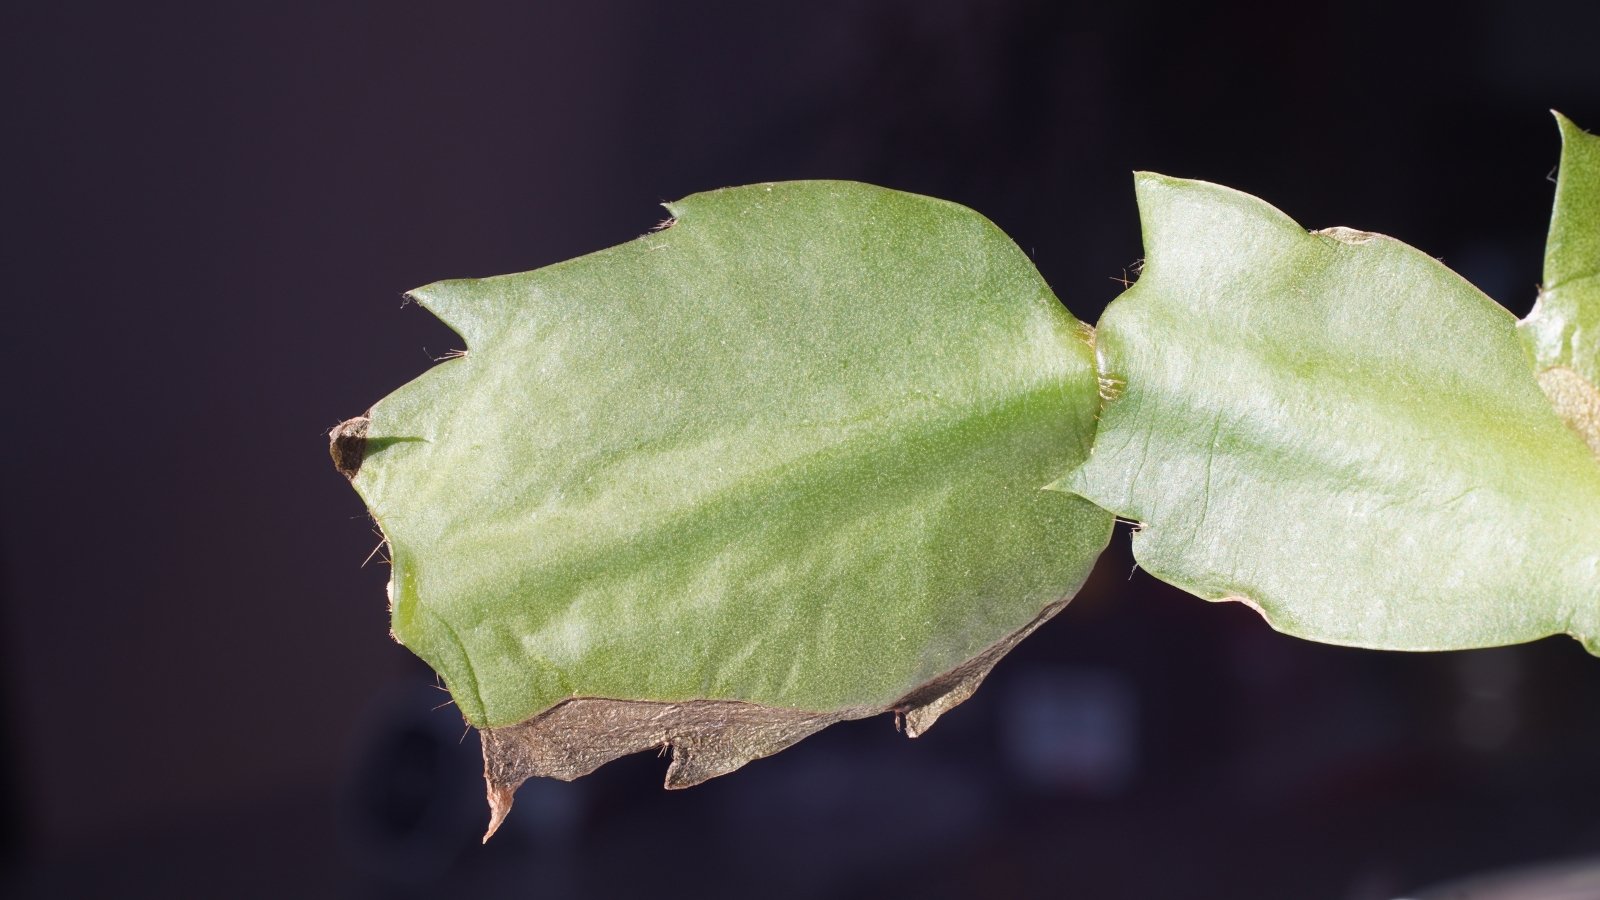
[1536,365,1600,459]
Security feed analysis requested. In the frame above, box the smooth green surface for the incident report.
[355,181,1112,728]
[1064,174,1600,653]
[1523,112,1600,384]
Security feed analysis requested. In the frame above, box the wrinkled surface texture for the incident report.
[1066,171,1600,653]
[1522,113,1600,455]
[352,181,1111,730]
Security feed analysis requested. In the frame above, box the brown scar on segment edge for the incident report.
[1314,226,1380,245]
[477,592,1077,842]
[329,415,371,480]
[1221,593,1265,616]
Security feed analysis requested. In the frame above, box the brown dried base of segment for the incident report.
[480,700,862,841]
[478,593,1074,841]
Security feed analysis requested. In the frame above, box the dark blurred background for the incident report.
[3,3,1599,898]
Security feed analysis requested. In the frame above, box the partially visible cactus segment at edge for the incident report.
[1065,115,1600,655]
[1521,112,1600,455]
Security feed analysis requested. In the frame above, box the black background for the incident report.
[4,3,1600,898]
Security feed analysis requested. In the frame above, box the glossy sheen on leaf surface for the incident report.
[1521,113,1600,455]
[1064,173,1600,653]
[352,181,1112,729]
